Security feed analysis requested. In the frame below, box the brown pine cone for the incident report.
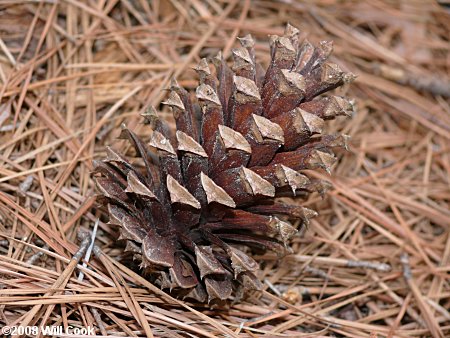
[93,24,354,303]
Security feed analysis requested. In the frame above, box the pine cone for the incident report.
[93,24,354,303]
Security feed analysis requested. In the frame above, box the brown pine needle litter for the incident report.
[0,1,449,337]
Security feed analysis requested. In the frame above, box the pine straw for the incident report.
[0,1,449,337]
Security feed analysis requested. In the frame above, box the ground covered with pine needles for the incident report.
[0,1,449,337]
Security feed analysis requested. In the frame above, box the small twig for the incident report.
[18,175,33,197]
[75,230,92,261]
[304,265,330,280]
[346,259,391,272]
[264,279,282,297]
[78,219,99,282]
[372,63,450,98]
[400,253,412,281]
[25,245,48,265]
[90,307,108,336]
[268,254,392,272]
[400,252,444,338]
[19,231,92,330]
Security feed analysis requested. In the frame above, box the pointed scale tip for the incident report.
[280,69,306,94]
[104,146,128,164]
[240,167,275,197]
[299,109,324,134]
[344,72,357,83]
[328,134,351,150]
[240,272,262,291]
[125,170,158,200]
[307,150,336,174]
[212,51,223,66]
[269,34,279,48]
[195,245,227,279]
[141,106,163,128]
[334,96,354,117]
[201,172,236,208]
[318,40,333,56]
[162,91,185,111]
[273,217,297,244]
[170,77,181,89]
[218,125,252,153]
[306,150,334,173]
[233,75,261,101]
[149,131,176,155]
[232,47,254,66]
[284,23,300,38]
[274,37,296,59]
[117,123,129,139]
[324,96,354,118]
[196,84,221,106]
[315,180,333,197]
[321,62,344,85]
[166,174,201,209]
[237,34,255,48]
[316,150,336,174]
[176,130,208,157]
[278,165,310,194]
[252,114,285,143]
[194,58,211,75]
[296,39,314,70]
[228,246,258,278]
[204,277,232,302]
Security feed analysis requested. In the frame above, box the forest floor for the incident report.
[0,1,449,337]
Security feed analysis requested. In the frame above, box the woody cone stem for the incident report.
[93,24,354,303]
